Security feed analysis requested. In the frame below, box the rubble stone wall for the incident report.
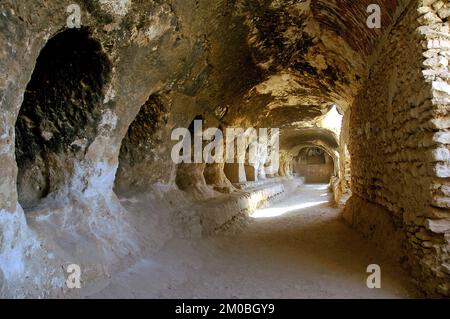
[344,0,450,297]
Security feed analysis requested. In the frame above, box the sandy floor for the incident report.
[84,184,419,298]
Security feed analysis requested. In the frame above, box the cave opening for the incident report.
[203,125,230,190]
[115,94,168,195]
[14,28,111,209]
[175,115,207,192]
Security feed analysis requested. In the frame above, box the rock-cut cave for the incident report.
[0,0,449,299]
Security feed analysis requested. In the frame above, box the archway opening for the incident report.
[203,125,234,193]
[115,94,168,195]
[175,115,212,196]
[15,28,111,209]
[294,147,334,184]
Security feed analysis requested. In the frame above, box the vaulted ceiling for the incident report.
[209,0,407,153]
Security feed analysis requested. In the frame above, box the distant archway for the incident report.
[294,147,334,183]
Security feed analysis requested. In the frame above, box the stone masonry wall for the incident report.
[344,0,450,297]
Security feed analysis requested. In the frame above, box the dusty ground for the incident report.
[83,184,419,298]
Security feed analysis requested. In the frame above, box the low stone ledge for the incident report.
[172,178,303,237]
[233,177,285,190]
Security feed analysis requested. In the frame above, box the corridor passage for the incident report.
[85,185,418,298]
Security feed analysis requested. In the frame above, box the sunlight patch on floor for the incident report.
[250,200,328,218]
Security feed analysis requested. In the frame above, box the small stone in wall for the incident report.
[40,131,53,142]
[425,218,450,233]
[438,6,450,19]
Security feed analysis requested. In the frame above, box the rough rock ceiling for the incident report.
[1,0,407,156]
[281,127,339,151]
[215,0,406,152]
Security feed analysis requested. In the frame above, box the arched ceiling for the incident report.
[312,0,402,56]
[217,0,407,133]
[280,127,338,151]
[195,0,409,159]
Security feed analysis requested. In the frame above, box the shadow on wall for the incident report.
[14,27,111,209]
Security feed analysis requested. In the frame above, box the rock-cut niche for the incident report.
[15,28,111,209]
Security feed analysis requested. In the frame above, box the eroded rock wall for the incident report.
[334,110,352,205]
[0,0,251,297]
